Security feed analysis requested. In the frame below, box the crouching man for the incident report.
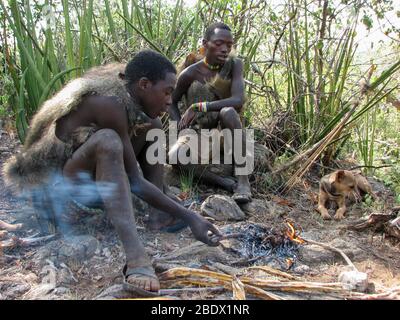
[3,50,221,296]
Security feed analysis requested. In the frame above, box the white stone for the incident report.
[338,270,369,292]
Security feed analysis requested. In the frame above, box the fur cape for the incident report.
[3,63,151,193]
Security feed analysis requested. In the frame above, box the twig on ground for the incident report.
[303,238,357,271]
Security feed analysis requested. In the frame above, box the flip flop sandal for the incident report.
[122,265,160,297]
[232,192,252,204]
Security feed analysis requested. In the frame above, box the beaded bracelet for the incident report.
[193,101,209,112]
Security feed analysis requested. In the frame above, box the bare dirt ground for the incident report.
[0,129,399,300]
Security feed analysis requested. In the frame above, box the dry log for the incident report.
[160,267,348,295]
[161,278,283,300]
[0,219,23,231]
[347,212,395,231]
[347,211,400,239]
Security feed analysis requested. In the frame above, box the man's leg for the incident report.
[132,118,181,231]
[63,129,159,292]
[219,107,252,203]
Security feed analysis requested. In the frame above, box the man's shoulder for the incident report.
[180,60,202,78]
[83,95,125,114]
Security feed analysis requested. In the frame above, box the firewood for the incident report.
[232,275,246,300]
[159,267,348,295]
[161,278,283,300]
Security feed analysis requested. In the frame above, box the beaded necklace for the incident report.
[203,57,222,71]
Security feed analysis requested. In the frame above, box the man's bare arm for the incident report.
[169,71,193,122]
[94,99,221,245]
[206,58,245,112]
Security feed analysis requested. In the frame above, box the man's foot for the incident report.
[232,176,252,204]
[122,264,160,296]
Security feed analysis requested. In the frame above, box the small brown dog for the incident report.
[317,170,377,220]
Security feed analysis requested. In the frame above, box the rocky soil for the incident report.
[0,129,399,300]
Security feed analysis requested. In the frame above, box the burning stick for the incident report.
[0,234,55,249]
[0,219,23,232]
[285,221,306,244]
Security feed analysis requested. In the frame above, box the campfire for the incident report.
[219,221,306,269]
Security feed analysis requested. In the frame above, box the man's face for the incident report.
[204,28,233,64]
[138,72,177,119]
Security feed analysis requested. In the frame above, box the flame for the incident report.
[285,221,306,244]
[286,258,294,269]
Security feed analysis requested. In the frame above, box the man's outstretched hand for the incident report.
[188,214,222,246]
[178,106,196,130]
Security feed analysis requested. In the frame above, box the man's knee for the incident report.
[220,107,239,120]
[95,129,124,156]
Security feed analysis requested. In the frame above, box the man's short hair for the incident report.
[204,22,231,41]
[125,50,176,85]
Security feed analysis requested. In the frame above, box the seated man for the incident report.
[3,50,221,296]
[168,22,252,203]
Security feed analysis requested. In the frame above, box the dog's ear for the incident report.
[336,170,345,182]
[329,170,344,183]
[328,171,338,184]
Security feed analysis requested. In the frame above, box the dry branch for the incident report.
[232,275,246,300]
[347,212,395,231]
[161,278,283,300]
[304,238,357,271]
[347,211,400,239]
[159,267,349,297]
[348,286,400,300]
